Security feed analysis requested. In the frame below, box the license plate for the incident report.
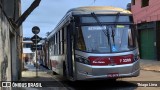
[107,73,119,78]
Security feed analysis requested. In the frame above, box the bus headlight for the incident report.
[76,56,90,65]
[134,54,139,62]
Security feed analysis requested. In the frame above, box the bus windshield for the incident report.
[76,25,136,53]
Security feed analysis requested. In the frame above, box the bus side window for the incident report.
[63,27,67,54]
[76,27,86,50]
[58,30,61,55]
[55,33,58,55]
[53,35,55,55]
[61,28,64,54]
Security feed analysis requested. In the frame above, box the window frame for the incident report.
[132,0,135,5]
[141,0,149,7]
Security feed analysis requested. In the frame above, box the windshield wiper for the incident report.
[112,12,120,46]
[91,12,111,47]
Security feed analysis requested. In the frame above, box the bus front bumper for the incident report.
[75,60,140,80]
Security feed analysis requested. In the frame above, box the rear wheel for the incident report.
[63,62,66,77]
[52,71,58,75]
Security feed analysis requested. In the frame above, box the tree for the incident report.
[15,0,41,28]
[46,32,51,36]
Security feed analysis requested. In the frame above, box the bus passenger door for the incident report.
[66,24,74,79]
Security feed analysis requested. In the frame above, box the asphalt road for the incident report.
[52,70,160,90]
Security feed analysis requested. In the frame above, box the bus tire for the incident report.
[63,61,66,77]
[108,78,117,82]
[52,71,58,75]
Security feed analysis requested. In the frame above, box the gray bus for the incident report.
[46,6,140,81]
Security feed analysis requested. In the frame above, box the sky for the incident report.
[21,0,131,38]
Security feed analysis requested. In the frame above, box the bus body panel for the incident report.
[50,55,65,75]
[76,61,139,80]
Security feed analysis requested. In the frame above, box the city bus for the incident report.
[46,6,140,81]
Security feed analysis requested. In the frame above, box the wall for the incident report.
[131,0,160,24]
[131,0,160,60]
[0,7,12,90]
[0,0,22,90]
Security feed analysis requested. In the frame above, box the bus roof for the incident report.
[47,6,131,40]
[67,6,131,15]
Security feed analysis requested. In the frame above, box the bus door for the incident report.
[66,24,74,78]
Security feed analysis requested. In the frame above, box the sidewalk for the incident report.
[140,59,160,72]
[13,63,68,90]
[21,64,54,81]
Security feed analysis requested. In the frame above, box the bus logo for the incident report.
[108,57,116,66]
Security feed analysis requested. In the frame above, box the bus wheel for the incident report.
[63,62,66,77]
[52,71,58,75]
[108,78,117,82]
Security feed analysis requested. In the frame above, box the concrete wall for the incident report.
[0,0,22,90]
[131,0,160,24]
[0,8,12,90]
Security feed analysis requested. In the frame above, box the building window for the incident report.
[23,43,31,48]
[132,0,135,5]
[127,3,131,11]
[142,0,149,7]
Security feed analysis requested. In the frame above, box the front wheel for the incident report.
[108,78,117,82]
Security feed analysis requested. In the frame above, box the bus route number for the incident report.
[120,58,132,63]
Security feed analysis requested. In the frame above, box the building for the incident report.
[22,37,45,67]
[22,38,35,66]
[0,1,41,89]
[131,0,160,60]
[0,0,22,83]
[0,1,22,90]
